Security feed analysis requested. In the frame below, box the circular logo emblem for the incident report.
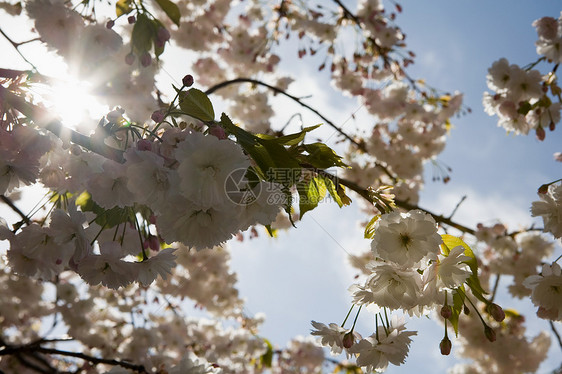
[224,168,261,206]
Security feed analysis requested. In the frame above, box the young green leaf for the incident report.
[179,88,215,122]
[300,142,347,169]
[131,14,154,53]
[155,0,181,26]
[115,0,133,17]
[297,176,327,218]
[441,234,489,304]
[449,286,466,337]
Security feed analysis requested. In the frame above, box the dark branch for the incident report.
[314,168,477,235]
[0,344,148,373]
[550,321,562,354]
[0,85,124,163]
[1,195,31,225]
[0,28,38,70]
[205,77,397,181]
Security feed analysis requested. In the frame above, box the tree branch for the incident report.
[0,344,148,373]
[550,321,562,354]
[0,85,124,163]
[0,27,38,70]
[0,195,31,225]
[205,77,397,181]
[315,168,477,235]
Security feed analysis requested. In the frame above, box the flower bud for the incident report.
[157,27,171,42]
[140,52,152,67]
[439,336,452,355]
[342,331,355,349]
[125,52,135,65]
[128,15,136,24]
[536,126,545,141]
[487,303,505,322]
[151,110,165,123]
[440,305,452,319]
[484,325,496,342]
[538,184,549,194]
[463,304,470,315]
[136,139,152,151]
[208,124,227,140]
[182,74,194,87]
[549,121,556,131]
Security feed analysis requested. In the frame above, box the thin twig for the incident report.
[0,27,38,70]
[0,85,124,163]
[0,195,31,225]
[448,195,467,219]
[550,321,562,354]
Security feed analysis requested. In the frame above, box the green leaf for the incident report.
[219,113,301,185]
[179,88,215,122]
[300,142,347,169]
[441,234,489,304]
[321,175,344,207]
[131,13,154,53]
[449,287,466,337]
[297,176,327,219]
[264,124,321,146]
[264,225,277,237]
[154,0,181,26]
[76,191,132,228]
[260,338,273,368]
[115,0,133,16]
[364,215,380,239]
[517,101,532,115]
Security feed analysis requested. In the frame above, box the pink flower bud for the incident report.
[157,27,171,42]
[182,74,194,87]
[342,331,355,349]
[536,126,545,141]
[440,305,452,319]
[140,52,152,67]
[440,337,452,355]
[487,303,505,322]
[125,52,135,65]
[151,110,165,123]
[208,125,227,140]
[136,139,152,151]
[549,121,556,131]
[484,325,496,342]
[145,235,160,251]
[128,15,136,24]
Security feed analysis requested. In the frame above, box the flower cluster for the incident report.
[524,262,562,321]
[312,210,478,372]
[350,210,471,314]
[483,14,562,139]
[0,121,285,290]
[533,13,562,63]
[531,181,562,238]
[475,223,555,298]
